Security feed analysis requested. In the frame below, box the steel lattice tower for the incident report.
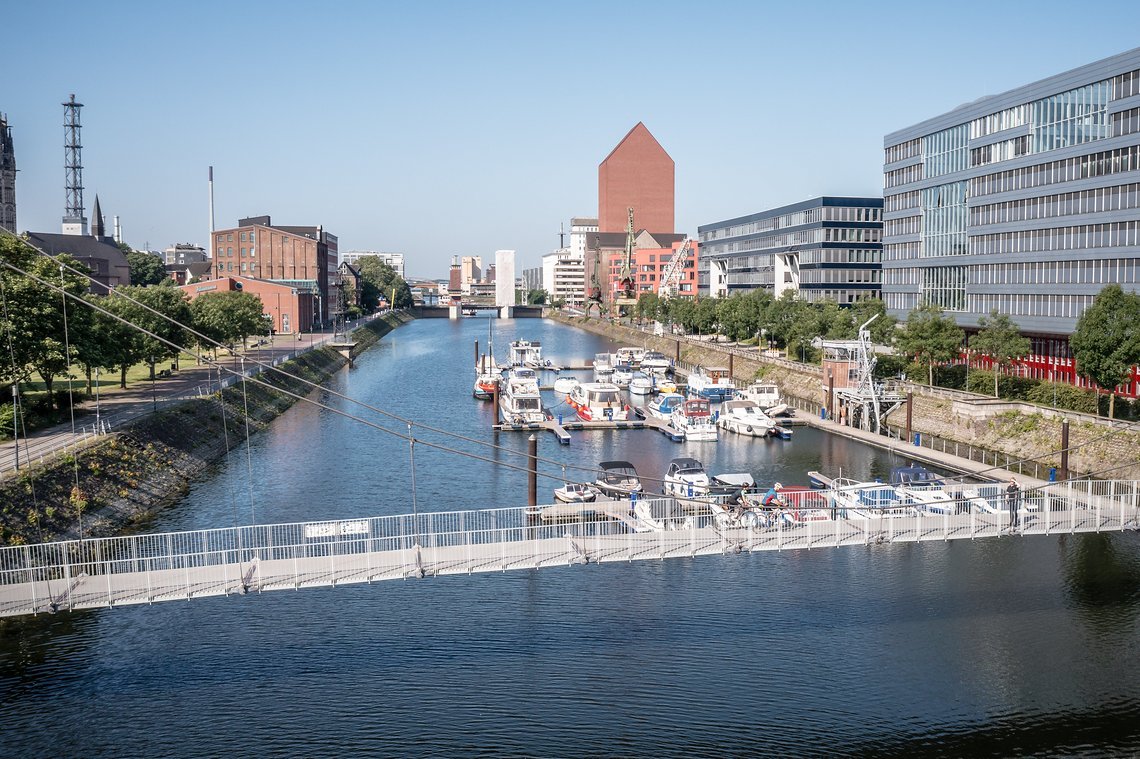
[62,94,85,229]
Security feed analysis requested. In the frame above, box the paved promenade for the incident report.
[1,316,379,477]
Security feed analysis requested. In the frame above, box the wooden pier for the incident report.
[494,416,684,444]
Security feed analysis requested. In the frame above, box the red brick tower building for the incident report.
[597,122,675,235]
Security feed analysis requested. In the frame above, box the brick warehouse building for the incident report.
[598,122,675,235]
[211,215,337,328]
[179,276,315,337]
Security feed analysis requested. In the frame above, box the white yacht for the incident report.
[640,351,671,375]
[593,352,614,381]
[670,397,718,441]
[741,381,789,416]
[611,362,634,388]
[718,399,777,438]
[614,347,646,367]
[663,457,711,498]
[508,340,543,367]
[499,367,545,424]
[567,382,629,421]
[628,372,654,395]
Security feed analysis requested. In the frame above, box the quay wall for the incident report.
[0,312,413,548]
[551,314,1140,481]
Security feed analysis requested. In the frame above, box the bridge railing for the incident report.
[2,482,1138,615]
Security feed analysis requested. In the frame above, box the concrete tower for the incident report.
[598,123,675,234]
[0,113,15,233]
[62,94,87,235]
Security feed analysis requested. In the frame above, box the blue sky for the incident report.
[5,1,1140,278]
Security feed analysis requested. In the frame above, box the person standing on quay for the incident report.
[1006,478,1021,530]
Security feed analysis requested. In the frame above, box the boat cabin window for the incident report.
[517,399,540,410]
[590,390,620,404]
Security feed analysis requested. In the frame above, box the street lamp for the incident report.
[94,366,101,431]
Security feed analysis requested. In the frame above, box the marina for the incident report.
[6,316,1140,757]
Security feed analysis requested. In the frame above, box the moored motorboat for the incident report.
[593,352,614,381]
[567,382,629,421]
[741,381,790,417]
[628,372,653,395]
[663,457,710,498]
[640,350,671,375]
[500,367,545,424]
[646,392,685,421]
[595,460,643,498]
[615,346,646,367]
[508,340,543,367]
[686,365,736,402]
[670,397,718,441]
[611,362,634,388]
[717,399,777,437]
[473,366,499,400]
[553,482,600,503]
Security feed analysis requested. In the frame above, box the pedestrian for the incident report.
[1005,477,1021,530]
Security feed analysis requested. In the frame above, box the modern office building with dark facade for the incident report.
[882,47,1140,390]
[697,197,883,304]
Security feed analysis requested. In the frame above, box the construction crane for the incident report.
[616,206,636,300]
[657,237,692,299]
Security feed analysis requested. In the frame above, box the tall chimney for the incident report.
[208,166,215,260]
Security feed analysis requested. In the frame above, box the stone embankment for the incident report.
[0,313,412,547]
[553,314,1140,481]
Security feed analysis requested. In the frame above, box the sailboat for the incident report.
[473,318,501,400]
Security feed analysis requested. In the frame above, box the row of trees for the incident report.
[635,290,897,354]
[629,283,1140,418]
[0,237,270,411]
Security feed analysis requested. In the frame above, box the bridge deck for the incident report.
[1,480,1136,618]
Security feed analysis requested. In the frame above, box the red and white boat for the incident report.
[567,382,629,421]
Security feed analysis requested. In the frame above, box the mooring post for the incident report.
[492,383,500,427]
[474,339,479,369]
[728,351,734,379]
[1060,418,1070,481]
[675,339,681,365]
[827,369,834,421]
[527,434,538,508]
[905,391,913,441]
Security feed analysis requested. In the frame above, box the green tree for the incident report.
[101,286,192,387]
[971,309,1031,398]
[1071,284,1140,418]
[816,299,855,340]
[0,238,93,408]
[355,256,413,309]
[125,247,167,286]
[635,291,660,324]
[851,298,897,345]
[190,291,270,355]
[895,303,965,386]
[526,288,547,306]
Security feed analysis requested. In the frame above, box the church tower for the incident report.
[0,113,15,233]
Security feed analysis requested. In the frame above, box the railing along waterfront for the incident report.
[2,480,1138,618]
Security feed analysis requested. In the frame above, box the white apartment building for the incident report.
[542,248,586,307]
[340,251,405,279]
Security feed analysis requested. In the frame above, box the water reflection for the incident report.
[2,318,1140,756]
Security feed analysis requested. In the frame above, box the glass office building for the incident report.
[697,197,883,304]
[882,48,1140,345]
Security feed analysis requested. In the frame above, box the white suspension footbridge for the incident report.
[2,479,1137,618]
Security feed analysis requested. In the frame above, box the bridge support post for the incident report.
[1060,418,1070,481]
[527,434,537,508]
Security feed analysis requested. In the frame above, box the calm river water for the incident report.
[3,317,1140,757]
